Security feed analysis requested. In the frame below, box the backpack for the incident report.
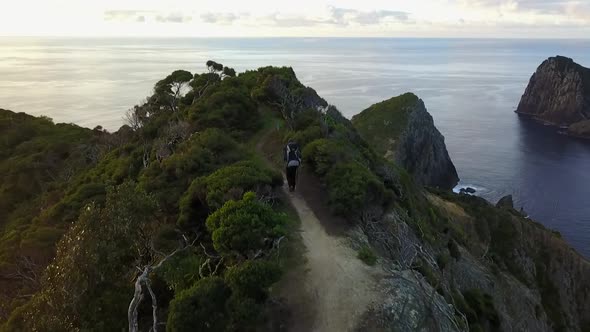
[286,143,301,166]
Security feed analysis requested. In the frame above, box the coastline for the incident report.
[514,110,590,140]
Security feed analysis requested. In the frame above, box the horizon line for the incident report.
[2,35,590,40]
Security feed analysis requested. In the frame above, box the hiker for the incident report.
[284,140,302,192]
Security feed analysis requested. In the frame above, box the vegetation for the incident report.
[0,61,301,331]
[357,245,377,266]
[351,92,419,156]
[1,59,582,332]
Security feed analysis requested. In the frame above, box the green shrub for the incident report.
[325,162,389,216]
[284,125,323,150]
[166,277,231,332]
[223,260,282,329]
[182,160,282,213]
[206,192,286,258]
[448,239,461,260]
[302,138,341,176]
[436,253,451,270]
[189,85,260,137]
[225,260,282,300]
[414,259,438,287]
[139,128,244,213]
[463,289,501,330]
[158,251,204,292]
[292,108,322,131]
[357,246,377,266]
[177,159,282,228]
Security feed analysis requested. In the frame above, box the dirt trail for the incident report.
[257,128,385,331]
[283,187,385,332]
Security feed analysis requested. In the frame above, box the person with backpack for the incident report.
[284,140,302,192]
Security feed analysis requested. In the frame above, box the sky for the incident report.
[1,0,589,38]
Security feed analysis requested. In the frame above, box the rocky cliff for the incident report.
[516,56,590,137]
[352,93,459,189]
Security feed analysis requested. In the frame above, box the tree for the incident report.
[166,277,231,332]
[124,106,143,131]
[222,66,236,78]
[154,70,193,112]
[190,72,221,104]
[206,192,286,259]
[4,182,158,331]
[206,60,224,74]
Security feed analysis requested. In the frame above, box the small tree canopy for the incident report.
[222,66,236,78]
[206,192,286,258]
[166,277,231,332]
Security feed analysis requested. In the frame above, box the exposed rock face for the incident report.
[352,93,459,189]
[568,119,590,138]
[496,195,514,209]
[364,193,590,332]
[516,56,590,134]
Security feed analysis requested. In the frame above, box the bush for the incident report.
[189,85,260,137]
[463,289,501,330]
[302,139,347,176]
[357,246,377,266]
[166,277,231,332]
[158,250,204,292]
[180,160,282,217]
[224,260,282,329]
[225,260,282,301]
[139,128,244,213]
[284,125,323,150]
[326,163,389,216]
[436,253,451,270]
[206,192,286,258]
[448,239,461,260]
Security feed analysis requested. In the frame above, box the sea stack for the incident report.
[352,93,459,190]
[516,56,590,137]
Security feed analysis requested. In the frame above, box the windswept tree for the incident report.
[190,72,221,104]
[206,60,224,73]
[190,60,236,105]
[154,70,192,112]
[205,60,236,79]
[222,66,236,78]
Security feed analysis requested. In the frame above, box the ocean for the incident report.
[1,37,589,257]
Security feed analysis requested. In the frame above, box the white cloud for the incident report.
[0,0,589,37]
[200,12,241,24]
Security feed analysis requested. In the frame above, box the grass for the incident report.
[357,245,377,266]
[452,288,500,332]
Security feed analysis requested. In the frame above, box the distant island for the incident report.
[516,56,590,139]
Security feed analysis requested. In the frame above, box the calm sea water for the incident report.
[1,37,589,257]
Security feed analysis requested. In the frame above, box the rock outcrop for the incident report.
[516,56,590,137]
[352,93,459,189]
[496,194,514,209]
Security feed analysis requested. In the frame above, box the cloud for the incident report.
[258,6,411,28]
[328,7,409,25]
[263,13,326,27]
[459,0,589,17]
[104,10,150,22]
[565,1,590,21]
[200,12,241,25]
[104,10,192,23]
[155,13,192,23]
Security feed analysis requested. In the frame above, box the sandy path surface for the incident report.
[282,187,385,332]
